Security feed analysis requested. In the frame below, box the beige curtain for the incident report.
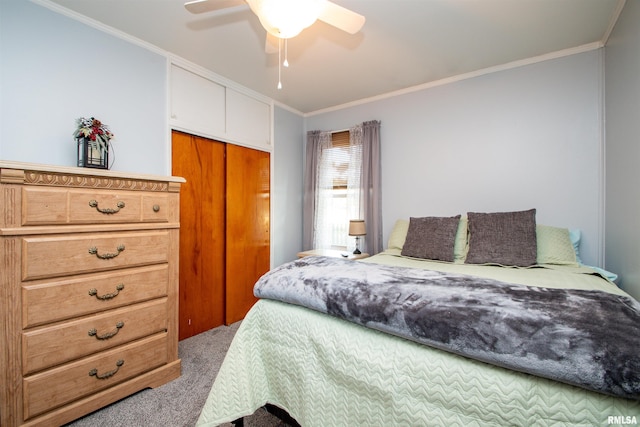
[303,121,382,254]
[351,120,382,254]
[303,130,331,250]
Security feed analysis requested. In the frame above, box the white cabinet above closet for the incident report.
[170,65,226,136]
[227,88,271,149]
[170,63,272,151]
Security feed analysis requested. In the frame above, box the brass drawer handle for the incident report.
[89,199,125,214]
[153,204,160,212]
[88,321,124,340]
[89,284,124,300]
[89,359,124,380]
[89,244,125,260]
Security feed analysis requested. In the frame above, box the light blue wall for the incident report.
[306,51,605,267]
[605,0,640,300]
[1,0,620,279]
[273,106,304,265]
[0,0,302,269]
[0,0,168,175]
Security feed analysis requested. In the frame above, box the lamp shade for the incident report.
[247,0,324,39]
[348,219,366,236]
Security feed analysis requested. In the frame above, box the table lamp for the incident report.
[348,219,366,254]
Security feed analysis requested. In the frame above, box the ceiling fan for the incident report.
[185,0,365,89]
[184,0,365,41]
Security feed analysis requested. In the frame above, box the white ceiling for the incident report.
[44,0,623,114]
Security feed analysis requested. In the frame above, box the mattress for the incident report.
[196,252,640,426]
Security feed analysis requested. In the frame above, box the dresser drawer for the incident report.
[23,333,168,420]
[141,193,170,222]
[23,298,168,375]
[22,187,169,225]
[22,264,169,328]
[22,231,169,281]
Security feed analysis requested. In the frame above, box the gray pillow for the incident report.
[401,215,461,262]
[465,209,537,267]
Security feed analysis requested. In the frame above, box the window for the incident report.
[314,131,362,250]
[304,120,381,255]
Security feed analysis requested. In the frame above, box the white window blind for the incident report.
[314,131,362,250]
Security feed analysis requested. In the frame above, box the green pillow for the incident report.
[536,224,579,266]
[453,215,468,263]
[388,219,409,250]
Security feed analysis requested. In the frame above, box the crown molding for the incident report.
[306,42,603,117]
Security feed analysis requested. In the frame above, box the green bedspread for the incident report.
[196,253,640,426]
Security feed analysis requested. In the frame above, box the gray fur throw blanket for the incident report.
[254,256,640,400]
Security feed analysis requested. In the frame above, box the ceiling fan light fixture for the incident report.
[247,0,325,39]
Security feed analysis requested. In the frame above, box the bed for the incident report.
[196,210,640,426]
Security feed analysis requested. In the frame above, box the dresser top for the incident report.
[0,160,185,184]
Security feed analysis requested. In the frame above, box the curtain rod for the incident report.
[331,128,349,134]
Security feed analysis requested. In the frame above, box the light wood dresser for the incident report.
[0,161,185,426]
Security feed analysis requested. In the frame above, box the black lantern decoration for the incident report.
[74,117,113,170]
[77,137,108,169]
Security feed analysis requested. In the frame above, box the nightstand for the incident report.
[297,249,370,260]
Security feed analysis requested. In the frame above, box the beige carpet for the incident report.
[65,322,290,427]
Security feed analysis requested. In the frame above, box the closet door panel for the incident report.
[226,145,270,324]
[172,131,226,339]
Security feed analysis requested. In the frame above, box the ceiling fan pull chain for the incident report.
[283,38,289,68]
[278,37,283,90]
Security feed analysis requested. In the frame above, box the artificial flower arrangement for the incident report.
[73,117,114,150]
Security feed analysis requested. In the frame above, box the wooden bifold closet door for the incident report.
[225,143,270,325]
[172,131,270,340]
[172,131,225,340]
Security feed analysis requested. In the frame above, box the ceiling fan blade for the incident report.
[265,32,279,54]
[318,1,365,34]
[184,0,246,14]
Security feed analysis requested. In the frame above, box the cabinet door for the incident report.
[170,65,226,136]
[226,88,271,150]
[226,144,270,324]
[172,131,226,339]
